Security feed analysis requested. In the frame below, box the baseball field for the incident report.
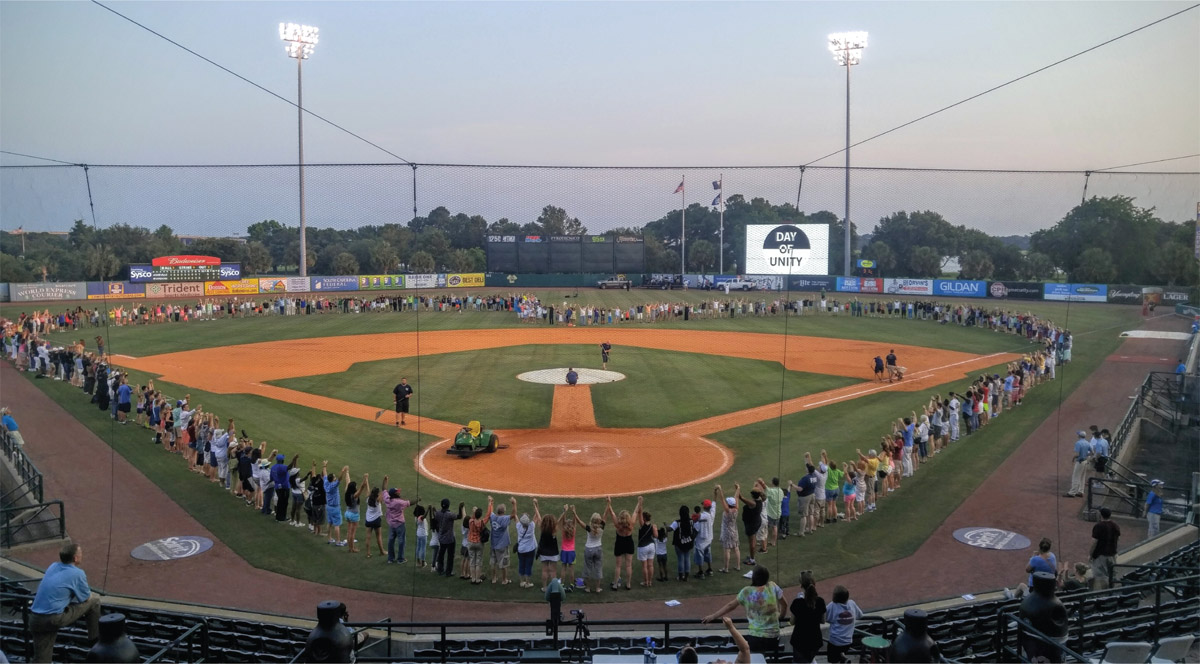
[5,290,1141,602]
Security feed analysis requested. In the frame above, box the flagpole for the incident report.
[718,174,724,274]
[680,174,686,276]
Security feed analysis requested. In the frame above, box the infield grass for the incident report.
[11,292,1143,602]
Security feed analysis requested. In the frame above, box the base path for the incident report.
[114,328,1018,497]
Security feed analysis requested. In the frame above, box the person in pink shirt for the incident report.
[380,475,412,564]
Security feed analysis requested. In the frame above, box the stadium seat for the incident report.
[1149,635,1195,663]
[485,646,522,660]
[1091,641,1152,664]
[413,647,443,659]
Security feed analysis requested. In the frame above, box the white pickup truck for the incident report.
[596,275,632,289]
[722,277,757,291]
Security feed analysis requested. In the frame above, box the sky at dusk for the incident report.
[1,1,1197,235]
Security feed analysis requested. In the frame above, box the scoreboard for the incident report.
[129,255,241,283]
[486,235,643,273]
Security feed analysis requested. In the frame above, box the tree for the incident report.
[688,239,716,273]
[331,252,360,275]
[84,243,121,280]
[531,205,587,236]
[1029,196,1158,283]
[1072,247,1117,283]
[960,250,995,280]
[487,218,521,235]
[871,211,960,276]
[243,241,273,275]
[448,249,475,272]
[1022,252,1056,281]
[0,254,33,282]
[366,241,400,274]
[861,240,896,276]
[1152,242,1199,287]
[415,229,451,267]
[909,246,943,278]
[409,250,435,273]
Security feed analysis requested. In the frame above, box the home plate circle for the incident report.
[517,368,626,384]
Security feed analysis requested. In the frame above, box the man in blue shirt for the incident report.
[30,541,101,663]
[270,454,291,522]
[116,378,133,424]
[1144,479,1165,537]
[1066,431,1092,497]
[1,406,23,447]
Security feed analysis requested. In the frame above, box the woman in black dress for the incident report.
[788,572,826,663]
[738,479,766,566]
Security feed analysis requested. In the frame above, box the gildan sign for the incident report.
[744,224,830,276]
[934,279,987,298]
[884,278,934,295]
[1044,283,1107,302]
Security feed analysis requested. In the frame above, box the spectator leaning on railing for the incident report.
[1,406,24,447]
[29,541,102,663]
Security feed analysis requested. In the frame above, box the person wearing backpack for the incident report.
[672,505,696,581]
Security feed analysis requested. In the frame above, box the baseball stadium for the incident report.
[2,4,1199,664]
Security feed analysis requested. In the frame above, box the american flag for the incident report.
[673,181,684,194]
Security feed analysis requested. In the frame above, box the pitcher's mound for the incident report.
[517,368,626,385]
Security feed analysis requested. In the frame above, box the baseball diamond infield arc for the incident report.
[113,328,1018,497]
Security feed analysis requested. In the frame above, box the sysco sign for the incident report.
[218,264,242,279]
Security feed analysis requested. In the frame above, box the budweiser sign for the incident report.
[151,255,221,267]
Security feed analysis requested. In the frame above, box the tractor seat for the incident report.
[468,421,481,436]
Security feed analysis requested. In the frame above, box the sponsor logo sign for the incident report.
[152,255,220,267]
[988,281,1043,300]
[1163,290,1190,302]
[1043,283,1107,302]
[257,277,311,293]
[744,224,830,276]
[219,264,242,279]
[86,281,146,300]
[1106,285,1144,305]
[787,276,838,291]
[146,282,205,298]
[523,235,543,243]
[934,279,987,298]
[446,273,485,288]
[589,235,611,243]
[952,527,1031,551]
[204,278,260,296]
[131,536,214,561]
[884,278,934,295]
[10,282,87,302]
[310,276,359,292]
[487,235,517,243]
[616,236,641,243]
[835,277,883,293]
[856,259,875,268]
[405,273,446,289]
[549,235,580,242]
[357,275,405,290]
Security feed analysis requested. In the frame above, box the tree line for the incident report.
[0,195,1194,288]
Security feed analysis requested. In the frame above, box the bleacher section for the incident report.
[2,536,1197,663]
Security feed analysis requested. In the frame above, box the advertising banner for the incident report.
[446,273,485,288]
[1106,284,1144,305]
[86,281,146,300]
[0,283,9,302]
[934,279,987,298]
[1043,283,1107,302]
[1162,289,1191,304]
[357,275,405,291]
[145,282,205,298]
[204,279,260,296]
[130,262,240,283]
[310,276,359,292]
[744,223,830,276]
[152,255,219,267]
[405,273,446,289]
[884,278,934,295]
[744,275,784,291]
[257,277,311,294]
[787,276,838,291]
[10,282,87,302]
[835,277,883,293]
[988,281,1044,300]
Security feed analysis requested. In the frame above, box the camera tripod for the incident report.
[568,611,591,662]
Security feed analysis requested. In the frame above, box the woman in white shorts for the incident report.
[636,510,657,588]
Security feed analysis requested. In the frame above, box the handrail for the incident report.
[997,610,1090,663]
[0,499,66,548]
[142,618,209,664]
[1086,476,1188,523]
[0,429,45,505]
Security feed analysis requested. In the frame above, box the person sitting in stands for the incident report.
[29,541,102,663]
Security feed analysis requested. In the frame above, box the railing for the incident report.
[142,618,210,664]
[996,611,1090,663]
[0,499,66,548]
[1086,476,1190,524]
[0,429,44,506]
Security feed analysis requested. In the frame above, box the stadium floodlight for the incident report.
[828,31,867,66]
[279,23,319,276]
[828,31,867,276]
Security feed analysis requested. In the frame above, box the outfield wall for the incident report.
[3,273,1193,305]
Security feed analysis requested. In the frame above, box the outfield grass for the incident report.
[272,345,858,429]
[11,292,1142,601]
